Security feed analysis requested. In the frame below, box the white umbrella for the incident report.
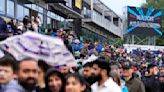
[0,31,76,66]
[0,49,4,58]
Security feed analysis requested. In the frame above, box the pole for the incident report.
[91,0,94,19]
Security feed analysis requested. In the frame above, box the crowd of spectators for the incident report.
[1,16,164,92]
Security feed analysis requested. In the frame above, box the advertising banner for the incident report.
[127,6,162,36]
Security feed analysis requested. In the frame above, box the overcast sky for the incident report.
[101,0,146,16]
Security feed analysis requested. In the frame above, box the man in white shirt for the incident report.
[91,59,122,92]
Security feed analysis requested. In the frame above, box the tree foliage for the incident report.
[142,0,164,45]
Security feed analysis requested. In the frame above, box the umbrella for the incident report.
[83,54,98,65]
[0,49,4,58]
[0,31,76,67]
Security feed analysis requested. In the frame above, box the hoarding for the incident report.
[127,6,162,36]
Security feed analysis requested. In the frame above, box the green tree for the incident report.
[142,0,164,45]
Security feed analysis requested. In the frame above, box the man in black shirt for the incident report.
[142,64,160,92]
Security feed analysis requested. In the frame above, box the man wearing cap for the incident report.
[141,64,160,92]
[122,61,145,92]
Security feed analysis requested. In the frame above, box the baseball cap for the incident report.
[122,61,133,69]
